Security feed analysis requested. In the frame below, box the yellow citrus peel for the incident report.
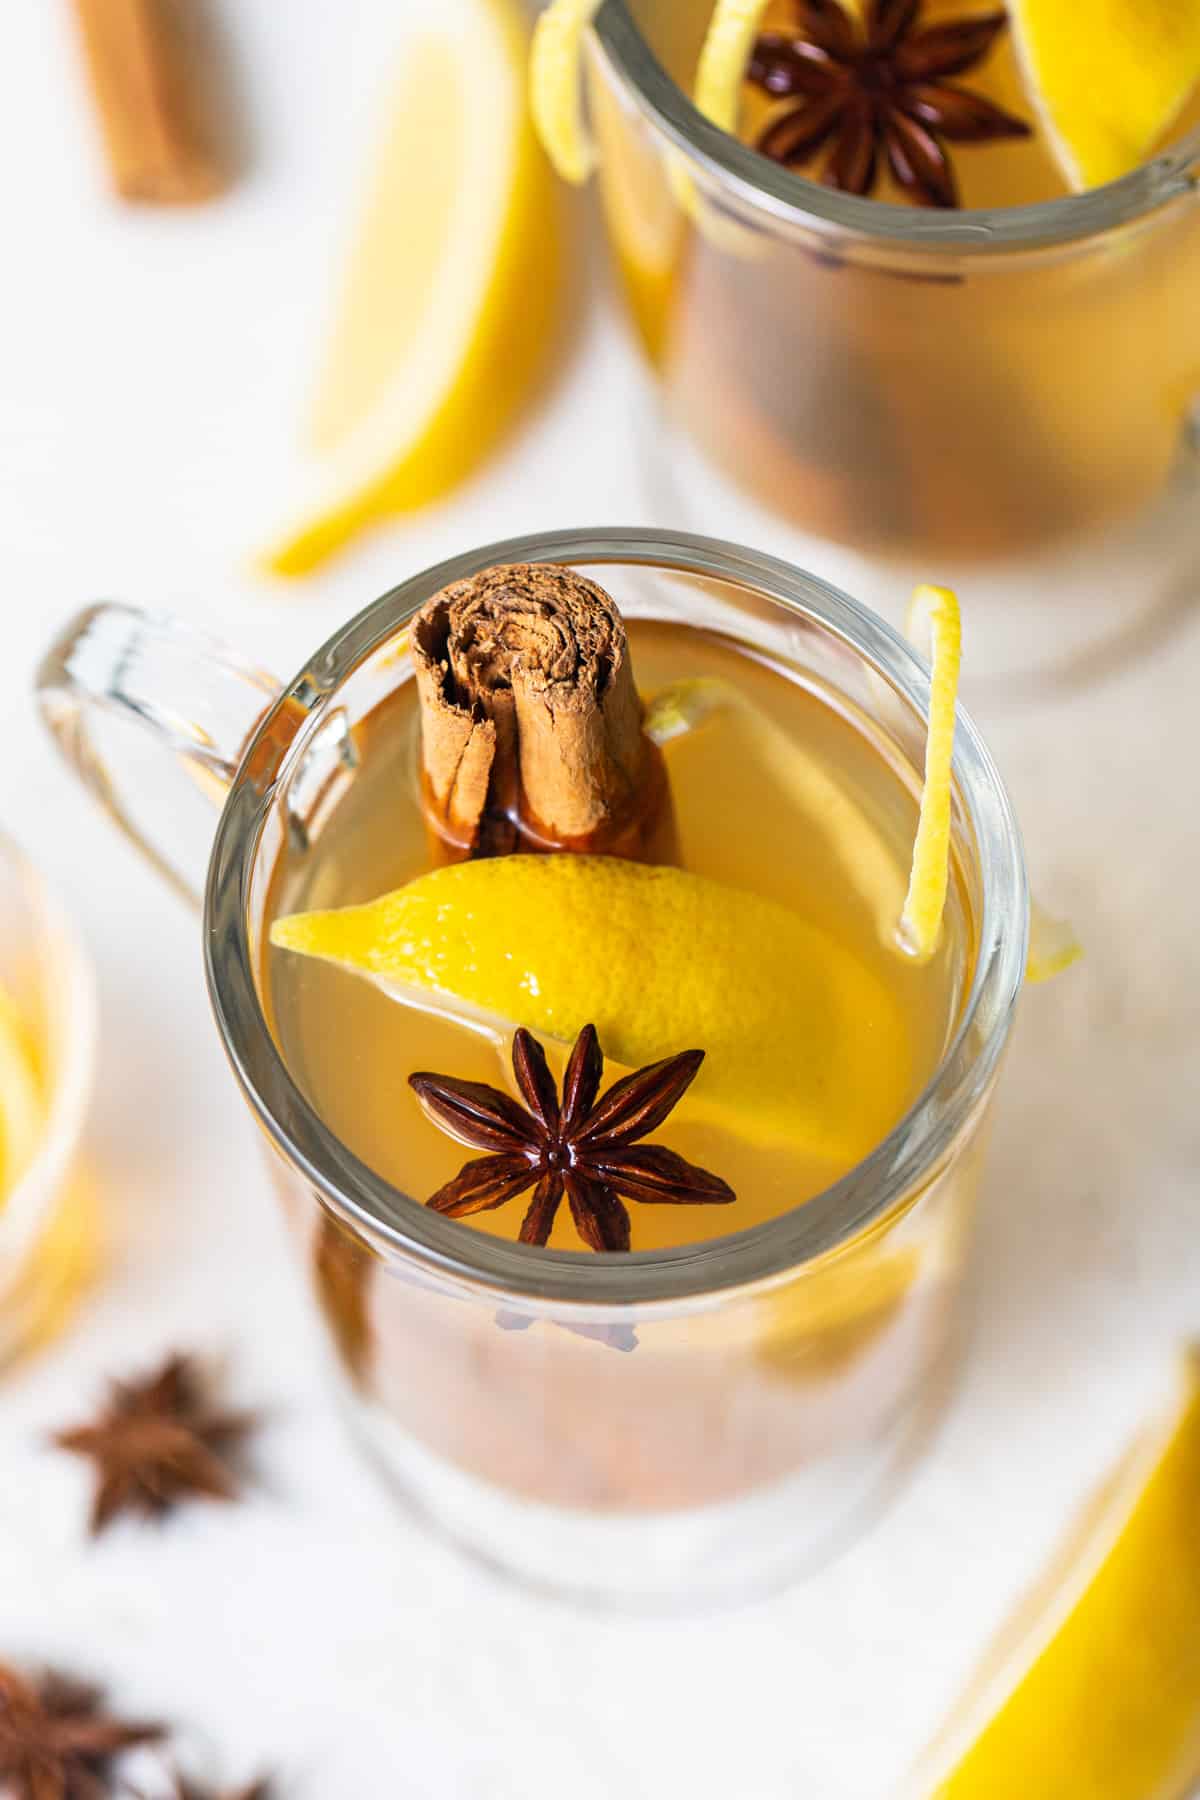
[909,1347,1200,1798]
[693,0,775,135]
[271,854,910,1159]
[261,0,559,574]
[900,585,962,963]
[1009,0,1200,191]
[1025,897,1083,985]
[530,0,603,183]
[0,984,42,1205]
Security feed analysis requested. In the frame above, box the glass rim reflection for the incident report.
[592,0,1200,254]
[205,530,1028,1309]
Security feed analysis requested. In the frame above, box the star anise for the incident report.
[748,0,1030,206]
[409,1025,735,1252]
[53,1355,256,1535]
[0,1662,162,1799]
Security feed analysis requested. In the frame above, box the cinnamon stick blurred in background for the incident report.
[69,0,237,203]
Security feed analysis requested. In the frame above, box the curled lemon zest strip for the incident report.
[900,584,962,962]
[530,0,603,184]
[693,0,775,135]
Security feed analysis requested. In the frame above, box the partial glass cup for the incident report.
[0,835,98,1367]
[35,530,1027,1607]
[586,2,1200,682]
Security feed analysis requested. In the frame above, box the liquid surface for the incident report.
[630,0,1200,208]
[265,621,971,1251]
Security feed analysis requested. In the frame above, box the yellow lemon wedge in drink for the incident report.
[530,0,604,183]
[1009,0,1200,191]
[0,986,42,1204]
[271,855,911,1158]
[909,1347,1200,1798]
[263,0,559,575]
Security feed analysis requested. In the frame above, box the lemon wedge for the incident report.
[693,0,776,135]
[272,854,911,1158]
[910,1348,1200,1798]
[0,985,42,1204]
[900,585,962,963]
[1010,0,1200,190]
[263,0,559,575]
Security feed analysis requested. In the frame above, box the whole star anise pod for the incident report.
[0,1662,162,1799]
[748,0,1030,206]
[409,1024,735,1252]
[53,1354,256,1535]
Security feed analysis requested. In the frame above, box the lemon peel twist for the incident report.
[530,0,603,183]
[899,584,962,963]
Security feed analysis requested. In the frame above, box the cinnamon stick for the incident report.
[70,0,233,203]
[411,563,673,862]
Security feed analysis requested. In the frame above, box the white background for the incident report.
[1,2,1198,1795]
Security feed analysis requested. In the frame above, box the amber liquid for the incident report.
[592,1,1200,557]
[266,620,969,1253]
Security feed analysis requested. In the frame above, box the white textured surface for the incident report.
[1,2,1198,1795]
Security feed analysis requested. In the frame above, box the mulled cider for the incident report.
[252,550,1013,1601]
[582,0,1200,558]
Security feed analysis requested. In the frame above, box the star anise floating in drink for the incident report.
[0,1662,163,1798]
[410,1024,734,1252]
[53,1353,256,1534]
[748,0,1030,206]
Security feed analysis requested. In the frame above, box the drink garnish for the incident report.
[0,1663,163,1795]
[899,584,962,960]
[410,1023,734,1251]
[742,0,1030,205]
[271,854,912,1156]
[1008,0,1200,190]
[53,1353,257,1535]
[908,1346,1200,1797]
[530,0,604,182]
[412,564,671,860]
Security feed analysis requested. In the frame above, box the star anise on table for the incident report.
[409,1024,735,1252]
[53,1354,256,1536]
[748,0,1030,207]
[0,1662,163,1799]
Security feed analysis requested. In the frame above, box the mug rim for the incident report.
[592,0,1200,253]
[205,529,1029,1310]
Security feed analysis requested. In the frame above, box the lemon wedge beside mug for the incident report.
[910,1348,1200,1798]
[0,986,42,1205]
[263,0,560,575]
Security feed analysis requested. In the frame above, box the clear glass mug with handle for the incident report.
[585,3,1200,678]
[35,529,1027,1607]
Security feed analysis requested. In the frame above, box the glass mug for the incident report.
[35,530,1027,1606]
[586,4,1200,567]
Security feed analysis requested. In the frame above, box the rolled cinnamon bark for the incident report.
[411,563,672,861]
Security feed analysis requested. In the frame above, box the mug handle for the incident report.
[35,603,285,911]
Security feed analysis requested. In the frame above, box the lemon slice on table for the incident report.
[0,986,42,1204]
[1009,0,1200,191]
[909,1348,1200,1798]
[272,854,911,1160]
[262,0,560,576]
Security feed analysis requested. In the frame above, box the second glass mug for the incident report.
[35,530,1027,1607]
[586,2,1200,564]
